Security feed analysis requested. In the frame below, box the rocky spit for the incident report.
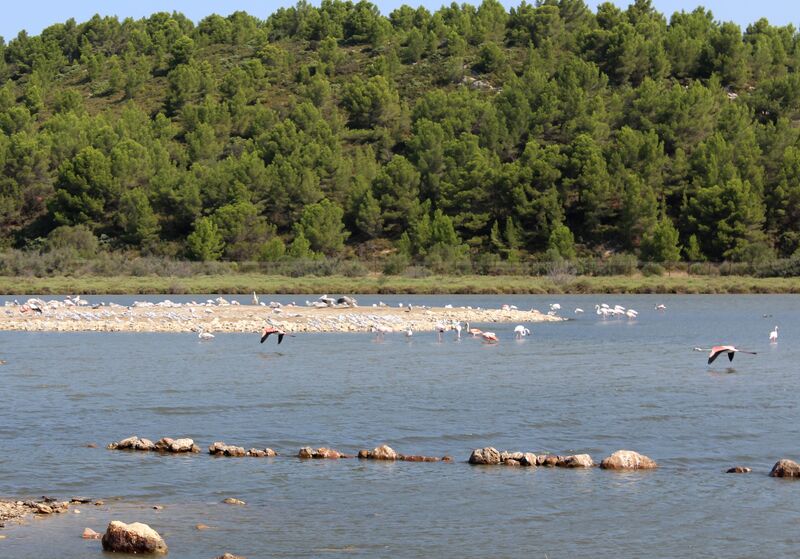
[0,297,563,334]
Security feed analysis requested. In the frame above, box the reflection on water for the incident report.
[1,294,800,557]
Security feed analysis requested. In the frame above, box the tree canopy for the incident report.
[0,1,798,264]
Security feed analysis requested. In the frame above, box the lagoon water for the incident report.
[1,294,800,558]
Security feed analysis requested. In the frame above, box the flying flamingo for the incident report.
[260,326,288,344]
[770,326,779,343]
[514,325,531,339]
[694,345,757,364]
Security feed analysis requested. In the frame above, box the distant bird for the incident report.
[655,304,666,311]
[625,309,638,319]
[574,308,584,314]
[405,328,413,337]
[549,303,561,312]
[252,292,259,305]
[452,322,462,339]
[770,326,779,343]
[481,332,499,343]
[465,322,482,336]
[695,345,757,364]
[198,329,214,341]
[260,326,287,344]
[514,325,531,339]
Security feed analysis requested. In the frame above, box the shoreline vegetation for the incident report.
[0,273,799,295]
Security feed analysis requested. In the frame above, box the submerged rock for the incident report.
[101,521,168,554]
[727,466,752,473]
[223,498,246,506]
[770,459,800,478]
[600,450,657,470]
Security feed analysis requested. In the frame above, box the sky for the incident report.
[0,0,797,42]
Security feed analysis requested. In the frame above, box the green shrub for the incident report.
[641,262,665,277]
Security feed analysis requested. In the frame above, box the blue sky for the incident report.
[0,0,796,42]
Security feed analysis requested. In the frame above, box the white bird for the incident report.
[655,304,666,311]
[574,308,584,314]
[452,322,462,339]
[770,326,779,343]
[514,325,531,338]
[549,303,561,311]
[198,329,214,340]
[405,328,413,337]
[626,309,638,319]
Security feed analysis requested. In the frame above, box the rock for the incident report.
[469,447,501,465]
[135,438,155,451]
[600,450,658,470]
[170,438,199,453]
[727,466,752,474]
[209,442,246,457]
[154,438,173,451]
[770,459,800,478]
[82,527,101,539]
[152,505,163,510]
[112,436,139,450]
[246,448,276,457]
[94,500,105,506]
[223,498,245,506]
[216,554,246,559]
[33,503,52,514]
[540,455,560,467]
[195,523,210,530]
[357,449,369,459]
[86,443,98,448]
[101,521,168,554]
[363,445,398,460]
[70,497,91,504]
[298,447,314,459]
[441,456,453,462]
[504,459,521,466]
[401,455,440,462]
[557,454,594,468]
[521,453,538,467]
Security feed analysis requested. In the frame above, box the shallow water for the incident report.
[1,294,799,558]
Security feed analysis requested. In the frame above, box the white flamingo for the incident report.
[514,325,531,338]
[770,326,779,343]
[198,328,214,341]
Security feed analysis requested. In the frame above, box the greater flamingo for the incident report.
[694,345,757,364]
[770,326,779,343]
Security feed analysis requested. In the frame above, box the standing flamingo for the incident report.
[513,325,531,339]
[481,332,499,343]
[769,326,779,343]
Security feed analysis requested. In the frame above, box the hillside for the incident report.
[1,0,800,269]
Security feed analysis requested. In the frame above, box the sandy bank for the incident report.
[0,298,564,334]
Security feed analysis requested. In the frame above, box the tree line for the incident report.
[1,0,800,268]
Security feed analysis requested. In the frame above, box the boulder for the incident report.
[216,554,246,559]
[298,447,314,459]
[170,438,199,453]
[727,466,752,474]
[468,447,501,465]
[209,442,246,457]
[246,448,276,457]
[358,445,398,460]
[314,447,342,459]
[223,498,245,506]
[600,450,658,470]
[101,521,168,554]
[520,453,538,467]
[401,455,440,462]
[770,459,800,478]
[557,454,594,468]
[135,438,155,451]
[540,455,560,467]
[154,438,173,452]
[504,459,521,466]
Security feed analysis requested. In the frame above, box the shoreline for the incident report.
[0,274,798,295]
[0,299,563,334]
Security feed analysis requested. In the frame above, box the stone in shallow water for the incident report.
[770,459,800,478]
[223,498,246,506]
[468,447,501,465]
[727,466,752,474]
[600,450,657,470]
[101,521,168,554]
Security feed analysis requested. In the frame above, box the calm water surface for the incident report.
[1,294,799,558]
